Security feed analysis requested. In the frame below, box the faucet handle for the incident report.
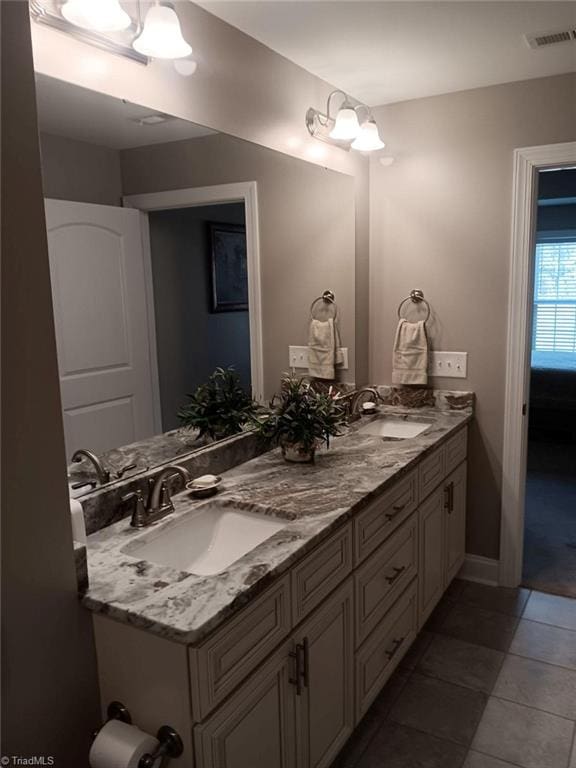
[123,490,147,528]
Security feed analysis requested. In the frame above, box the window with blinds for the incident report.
[531,238,576,371]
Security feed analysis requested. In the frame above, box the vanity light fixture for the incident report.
[306,90,385,153]
[61,0,131,32]
[351,119,385,152]
[133,2,193,60]
[30,1,196,66]
[329,99,361,141]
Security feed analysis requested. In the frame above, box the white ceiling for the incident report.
[198,1,576,105]
[35,74,215,149]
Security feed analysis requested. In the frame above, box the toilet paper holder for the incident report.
[96,701,184,766]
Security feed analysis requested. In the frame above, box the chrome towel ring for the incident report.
[397,289,431,323]
[310,290,338,320]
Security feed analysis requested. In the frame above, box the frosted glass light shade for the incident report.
[351,120,385,151]
[329,106,360,140]
[133,3,192,59]
[62,0,131,32]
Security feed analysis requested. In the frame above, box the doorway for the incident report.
[522,168,576,597]
[147,202,251,432]
[500,142,576,589]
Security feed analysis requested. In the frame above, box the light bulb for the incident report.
[351,120,385,152]
[62,0,131,32]
[133,3,192,59]
[329,105,360,141]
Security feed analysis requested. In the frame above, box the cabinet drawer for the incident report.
[189,575,291,720]
[418,447,445,501]
[355,582,418,721]
[291,524,352,624]
[445,427,468,476]
[354,515,418,646]
[354,470,418,564]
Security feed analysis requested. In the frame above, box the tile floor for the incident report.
[331,580,576,768]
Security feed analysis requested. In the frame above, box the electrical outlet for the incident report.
[289,346,348,370]
[429,351,468,378]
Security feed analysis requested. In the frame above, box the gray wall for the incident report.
[122,133,356,398]
[39,132,122,205]
[149,204,250,431]
[1,3,100,760]
[369,73,576,560]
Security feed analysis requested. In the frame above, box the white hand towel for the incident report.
[308,318,343,380]
[392,319,429,385]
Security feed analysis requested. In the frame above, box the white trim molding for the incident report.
[123,183,264,402]
[459,555,500,587]
[500,142,576,588]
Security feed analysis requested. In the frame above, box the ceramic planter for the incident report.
[281,441,315,463]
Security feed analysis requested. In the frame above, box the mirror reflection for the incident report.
[36,73,355,495]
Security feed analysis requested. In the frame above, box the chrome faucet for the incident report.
[124,465,191,528]
[334,387,384,417]
[71,448,110,486]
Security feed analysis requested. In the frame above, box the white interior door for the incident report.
[45,199,160,458]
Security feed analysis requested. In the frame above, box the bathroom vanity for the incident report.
[85,403,471,768]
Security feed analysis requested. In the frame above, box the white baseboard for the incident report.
[458,555,500,586]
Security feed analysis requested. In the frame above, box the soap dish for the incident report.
[187,475,222,498]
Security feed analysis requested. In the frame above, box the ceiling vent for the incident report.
[525,28,576,49]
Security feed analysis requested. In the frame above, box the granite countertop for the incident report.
[83,403,472,645]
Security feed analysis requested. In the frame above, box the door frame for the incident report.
[499,141,576,587]
[123,182,264,402]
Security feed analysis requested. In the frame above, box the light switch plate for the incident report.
[289,345,348,370]
[429,351,468,378]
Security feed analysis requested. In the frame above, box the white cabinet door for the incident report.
[194,641,297,768]
[418,486,445,627]
[296,580,354,768]
[45,199,159,457]
[445,462,467,584]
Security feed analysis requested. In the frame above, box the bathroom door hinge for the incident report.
[522,403,527,416]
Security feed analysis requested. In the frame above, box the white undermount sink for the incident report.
[358,418,431,439]
[123,501,286,576]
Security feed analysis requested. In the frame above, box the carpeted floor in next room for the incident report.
[331,580,576,768]
[522,438,576,599]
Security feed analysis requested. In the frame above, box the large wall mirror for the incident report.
[35,74,356,495]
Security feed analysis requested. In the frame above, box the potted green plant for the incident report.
[178,367,258,441]
[254,376,346,463]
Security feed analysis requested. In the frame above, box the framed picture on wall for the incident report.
[209,223,249,312]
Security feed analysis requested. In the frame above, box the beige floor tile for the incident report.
[493,654,576,719]
[511,619,576,671]
[472,697,573,768]
[459,582,530,617]
[523,591,576,631]
[418,634,504,693]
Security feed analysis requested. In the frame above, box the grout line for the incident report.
[383,715,477,752]
[488,693,576,724]
[494,648,576,675]
[506,649,576,674]
[515,615,576,633]
[468,746,527,768]
[489,691,576,724]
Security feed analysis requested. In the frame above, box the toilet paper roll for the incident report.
[69,497,86,544]
[89,719,159,768]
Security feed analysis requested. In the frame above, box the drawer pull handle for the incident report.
[386,503,406,521]
[385,637,404,659]
[289,643,304,695]
[385,565,406,584]
[445,481,455,513]
[302,636,310,688]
